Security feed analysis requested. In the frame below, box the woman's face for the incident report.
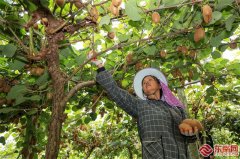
[142,76,161,96]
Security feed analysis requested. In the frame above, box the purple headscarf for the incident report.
[160,81,185,108]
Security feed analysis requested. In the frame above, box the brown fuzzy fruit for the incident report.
[6,99,14,105]
[74,1,84,9]
[112,0,122,7]
[126,53,133,64]
[90,7,98,17]
[109,3,119,16]
[160,50,166,58]
[128,88,134,94]
[200,78,205,85]
[182,119,204,131]
[47,92,53,100]
[171,69,178,78]
[229,41,237,49]
[0,78,5,88]
[33,23,38,30]
[194,27,205,42]
[0,98,7,106]
[30,67,44,76]
[179,123,193,132]
[55,0,65,7]
[3,84,11,93]
[202,5,212,24]
[135,62,143,71]
[41,18,48,26]
[189,50,197,59]
[176,68,182,77]
[107,32,115,39]
[177,46,182,52]
[90,7,99,22]
[35,67,45,76]
[181,46,188,55]
[152,12,160,23]
[188,70,194,79]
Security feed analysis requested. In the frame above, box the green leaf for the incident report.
[60,47,73,58]
[225,15,236,31]
[8,57,26,70]
[215,0,234,11]
[99,15,111,27]
[90,112,97,121]
[206,96,213,104]
[28,95,41,101]
[72,105,79,112]
[191,12,202,27]
[26,108,38,115]
[2,44,17,57]
[75,53,87,65]
[206,86,217,96]
[118,34,129,43]
[105,102,114,109]
[15,97,27,106]
[198,48,211,59]
[125,0,142,21]
[209,11,222,24]
[0,0,9,9]
[0,126,7,133]
[210,36,221,47]
[23,0,37,12]
[227,63,240,75]
[121,79,129,88]
[0,136,6,145]
[211,51,221,59]
[162,0,185,6]
[36,71,49,85]
[0,108,19,113]
[40,0,49,8]
[143,45,157,55]
[7,85,28,99]
[84,116,92,124]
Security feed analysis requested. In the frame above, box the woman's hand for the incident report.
[179,123,198,136]
[87,50,103,68]
[182,119,203,131]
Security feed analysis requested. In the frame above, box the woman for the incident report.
[89,54,203,159]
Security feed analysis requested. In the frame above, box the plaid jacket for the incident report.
[96,70,196,159]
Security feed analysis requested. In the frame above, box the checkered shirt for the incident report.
[96,70,196,159]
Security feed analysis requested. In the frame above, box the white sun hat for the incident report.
[133,68,168,100]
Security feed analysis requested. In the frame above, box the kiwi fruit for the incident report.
[229,41,237,49]
[74,1,84,9]
[160,50,166,58]
[55,0,65,7]
[126,53,133,64]
[152,12,160,23]
[112,0,122,7]
[135,62,143,71]
[41,18,48,26]
[107,32,115,39]
[202,5,212,24]
[194,27,205,42]
[109,3,119,16]
[179,123,193,133]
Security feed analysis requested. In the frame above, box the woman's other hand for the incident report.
[179,123,198,136]
[87,50,103,68]
[182,119,203,131]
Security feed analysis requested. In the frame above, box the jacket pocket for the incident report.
[142,137,165,159]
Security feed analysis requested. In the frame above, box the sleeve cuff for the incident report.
[97,67,105,73]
